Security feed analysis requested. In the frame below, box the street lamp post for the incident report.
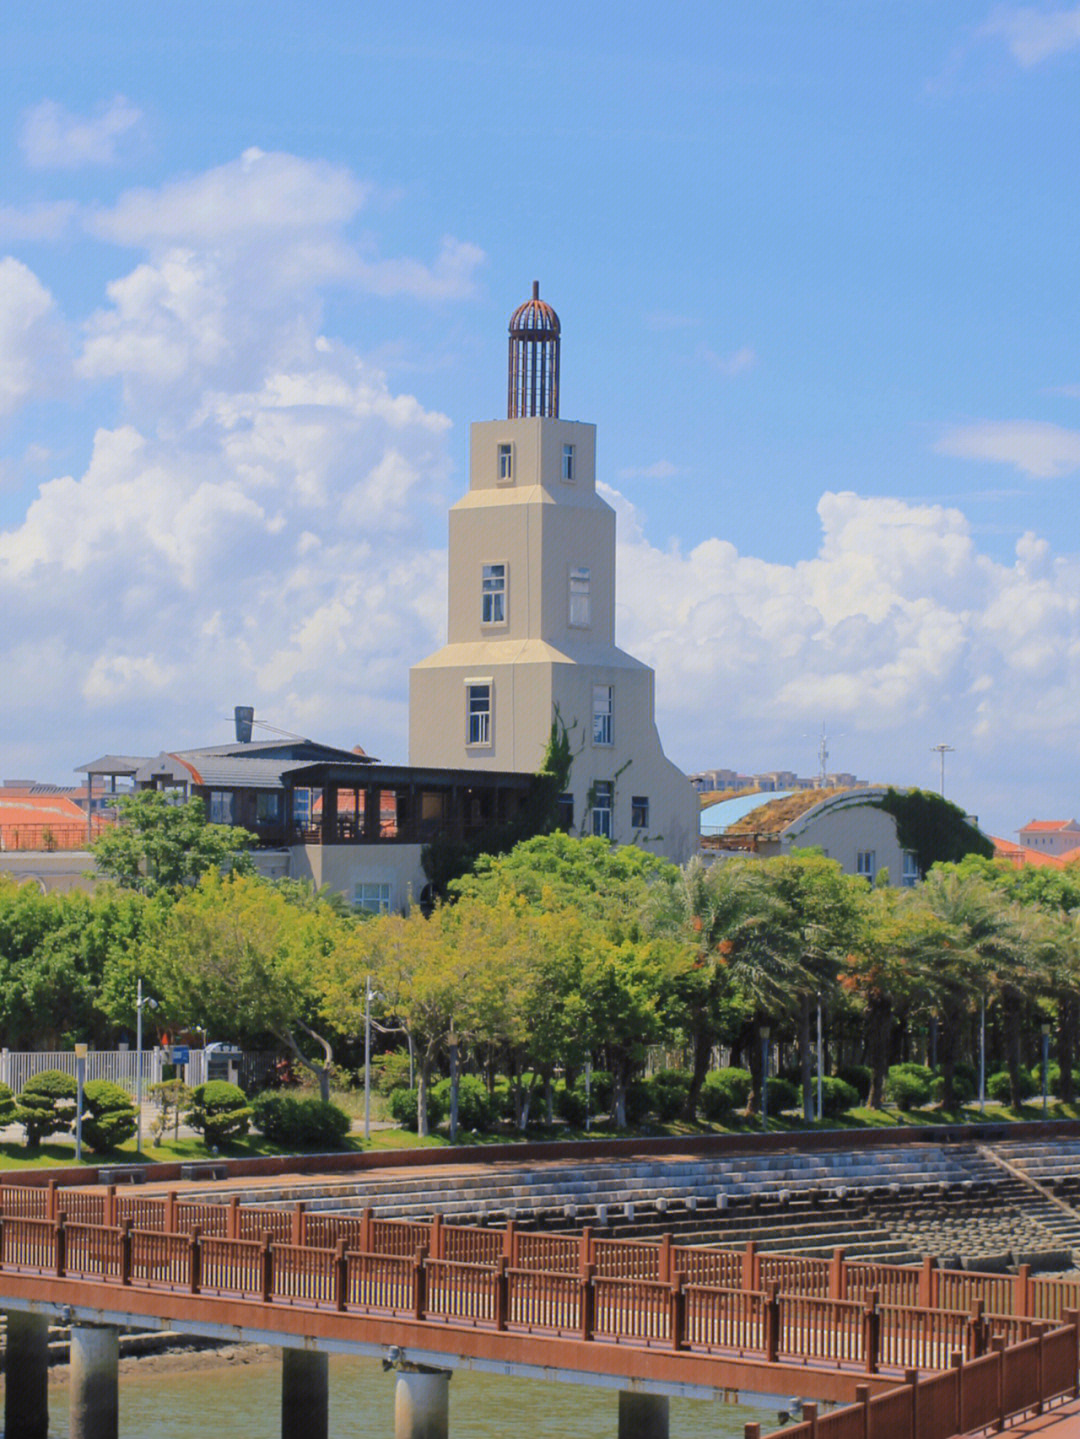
[930,743,955,797]
[760,1025,771,1130]
[584,1060,592,1132]
[447,1029,459,1142]
[816,994,823,1124]
[1042,1023,1051,1114]
[74,1043,88,1163]
[364,974,372,1143]
[134,978,158,1157]
[978,994,986,1115]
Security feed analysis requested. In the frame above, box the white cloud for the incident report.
[0,202,78,243]
[980,5,1080,66]
[697,343,757,377]
[0,258,63,417]
[618,460,681,481]
[936,420,1080,478]
[21,95,143,169]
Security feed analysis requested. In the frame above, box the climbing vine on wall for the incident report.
[872,787,993,880]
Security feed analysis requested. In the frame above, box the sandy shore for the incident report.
[48,1341,276,1384]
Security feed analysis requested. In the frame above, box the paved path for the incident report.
[1004,1393,1080,1436]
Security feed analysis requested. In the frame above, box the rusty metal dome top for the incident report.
[508,280,561,338]
[507,281,560,418]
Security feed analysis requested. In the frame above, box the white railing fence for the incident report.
[0,1049,165,1095]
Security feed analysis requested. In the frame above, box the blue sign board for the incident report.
[171,1045,190,1064]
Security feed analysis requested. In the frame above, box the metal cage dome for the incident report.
[507,281,560,418]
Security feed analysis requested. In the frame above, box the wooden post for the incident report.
[669,1271,685,1352]
[952,1350,964,1437]
[46,1179,58,1222]
[55,1212,67,1279]
[744,1426,761,1439]
[334,1238,348,1313]
[119,1218,132,1286]
[580,1262,595,1342]
[503,1218,516,1267]
[802,1401,818,1439]
[658,1233,672,1284]
[854,1383,870,1439]
[829,1247,846,1300]
[228,1195,241,1239]
[430,1212,443,1259]
[969,1298,987,1357]
[863,1290,880,1375]
[103,1185,117,1228]
[579,1226,593,1271]
[291,1202,306,1248]
[412,1245,427,1322]
[189,1224,202,1294]
[992,1335,1006,1431]
[1063,1308,1080,1399]
[164,1189,177,1234]
[764,1282,780,1363]
[494,1255,508,1332]
[743,1239,759,1292]
[261,1232,274,1304]
[1014,1263,1032,1317]
[919,1253,937,1309]
[360,1207,373,1254]
[905,1369,918,1437]
[1035,1321,1046,1415]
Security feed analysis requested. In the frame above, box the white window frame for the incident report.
[481,562,507,625]
[354,882,392,915]
[901,851,919,888]
[569,567,591,628]
[562,443,575,482]
[209,791,235,824]
[497,443,513,484]
[856,850,876,881]
[591,781,613,839]
[466,680,493,747]
[592,684,613,746]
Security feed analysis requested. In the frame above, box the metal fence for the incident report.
[0,1049,165,1095]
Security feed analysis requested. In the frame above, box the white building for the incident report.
[410,284,698,863]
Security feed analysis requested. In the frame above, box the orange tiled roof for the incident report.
[0,794,88,825]
[1020,819,1080,833]
[992,836,1068,869]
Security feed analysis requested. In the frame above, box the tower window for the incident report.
[497,444,513,483]
[482,563,506,624]
[592,685,613,746]
[631,796,649,828]
[562,444,575,482]
[569,567,591,627]
[591,781,613,839]
[466,682,492,745]
[556,793,574,830]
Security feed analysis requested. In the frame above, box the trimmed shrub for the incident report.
[700,1068,753,1121]
[0,1081,15,1125]
[930,1071,976,1104]
[764,1076,798,1113]
[554,1079,587,1127]
[650,1069,692,1121]
[801,1075,860,1118]
[17,1069,77,1149]
[432,1074,495,1132]
[886,1064,933,1109]
[184,1080,252,1146]
[835,1065,872,1104]
[389,1084,448,1132]
[251,1092,350,1149]
[81,1080,137,1152]
[987,1068,1038,1104]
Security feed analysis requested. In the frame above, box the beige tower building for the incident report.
[410,284,698,863]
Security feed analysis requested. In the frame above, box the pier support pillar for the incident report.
[69,1324,119,1439]
[619,1391,669,1439]
[282,1348,328,1439]
[4,1310,50,1439]
[394,1367,450,1439]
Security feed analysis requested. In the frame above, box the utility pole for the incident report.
[930,743,954,797]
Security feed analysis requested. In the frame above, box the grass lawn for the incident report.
[0,1098,1077,1171]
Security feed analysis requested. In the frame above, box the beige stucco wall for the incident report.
[410,415,698,864]
[781,801,910,884]
[287,843,426,912]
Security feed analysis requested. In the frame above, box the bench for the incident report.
[178,1163,229,1182]
[98,1165,147,1185]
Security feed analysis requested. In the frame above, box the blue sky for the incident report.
[1,2,1079,840]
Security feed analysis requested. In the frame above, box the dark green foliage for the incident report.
[700,1067,753,1121]
[251,1092,350,1149]
[764,1076,798,1113]
[16,1068,77,1149]
[421,717,574,898]
[802,1075,860,1117]
[90,792,255,895]
[872,789,993,880]
[835,1065,872,1103]
[1028,1061,1079,1094]
[931,1071,976,1104]
[987,1068,1038,1104]
[887,1063,933,1109]
[650,1068,692,1121]
[389,1084,448,1132]
[553,1079,586,1126]
[80,1079,136,1152]
[0,1081,14,1124]
[623,1077,654,1124]
[372,1050,413,1095]
[184,1080,252,1145]
[432,1074,495,1131]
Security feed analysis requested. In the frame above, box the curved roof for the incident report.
[509,281,560,337]
[700,790,795,834]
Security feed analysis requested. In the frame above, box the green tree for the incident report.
[16,1069,77,1150]
[80,1080,137,1152]
[91,791,255,895]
